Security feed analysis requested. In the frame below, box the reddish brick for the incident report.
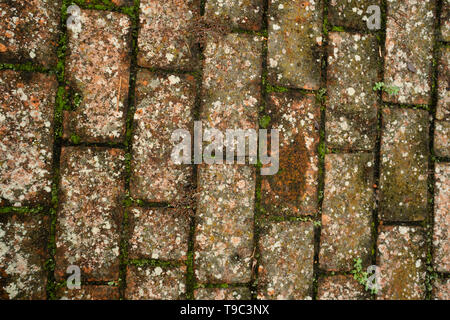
[55,147,125,282]
[433,163,450,272]
[125,265,186,299]
[58,285,119,300]
[128,207,190,261]
[201,33,262,132]
[205,0,263,31]
[0,214,48,300]
[195,164,255,284]
[63,10,132,143]
[0,0,61,68]
[257,221,314,300]
[317,275,370,300]
[326,32,379,151]
[383,0,435,104]
[267,0,323,90]
[0,70,57,207]
[433,278,450,300]
[377,226,427,300]
[261,93,319,216]
[328,0,381,30]
[379,108,429,221]
[130,70,196,203]
[319,153,374,271]
[137,0,200,70]
[194,287,251,300]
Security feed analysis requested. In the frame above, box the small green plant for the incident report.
[259,115,271,129]
[350,258,378,294]
[373,82,400,96]
[70,134,81,144]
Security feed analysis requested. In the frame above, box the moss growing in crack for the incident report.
[70,133,81,144]
[373,81,400,96]
[259,115,271,129]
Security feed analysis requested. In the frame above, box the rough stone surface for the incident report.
[137,0,199,70]
[441,0,450,42]
[201,33,261,132]
[320,153,374,271]
[436,47,449,121]
[195,164,255,284]
[58,285,119,300]
[435,121,450,158]
[130,70,196,202]
[205,0,263,31]
[261,93,319,216]
[267,0,323,90]
[433,278,450,300]
[328,0,381,30]
[0,0,61,68]
[377,226,427,300]
[379,108,429,221]
[63,9,132,143]
[194,287,252,300]
[257,221,314,300]
[0,70,57,207]
[433,163,450,272]
[55,147,125,282]
[0,214,48,300]
[126,265,186,299]
[128,207,190,261]
[317,275,370,300]
[383,0,435,104]
[326,32,379,151]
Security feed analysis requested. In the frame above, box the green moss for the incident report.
[259,115,271,129]
[70,133,81,144]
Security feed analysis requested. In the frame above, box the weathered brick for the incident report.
[0,214,48,300]
[435,121,450,158]
[63,10,132,143]
[383,0,435,104]
[257,221,314,300]
[195,164,255,283]
[83,0,132,6]
[201,33,262,131]
[261,93,319,216]
[137,0,200,70]
[433,278,450,300]
[317,275,370,300]
[55,147,125,282]
[126,265,186,299]
[433,163,450,272]
[379,108,429,221]
[205,0,263,31]
[319,153,374,271]
[377,226,427,300]
[0,70,57,207]
[326,32,379,151]
[130,70,196,202]
[267,0,323,90]
[128,207,190,261]
[328,0,381,30]
[58,285,119,300]
[194,287,251,300]
[436,47,449,121]
[441,0,450,42]
[0,0,61,68]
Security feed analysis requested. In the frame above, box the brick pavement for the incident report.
[0,0,449,300]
